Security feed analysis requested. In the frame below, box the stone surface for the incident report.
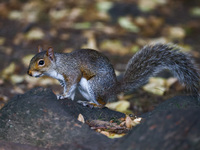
[0,87,121,149]
[116,96,200,150]
[0,87,199,150]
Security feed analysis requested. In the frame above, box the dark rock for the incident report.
[0,87,200,150]
[142,95,200,118]
[115,96,200,150]
[0,140,47,150]
[61,97,125,121]
[0,87,121,149]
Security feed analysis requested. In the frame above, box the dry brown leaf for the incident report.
[68,8,82,21]
[117,93,134,100]
[125,115,132,129]
[99,130,110,137]
[82,31,97,50]
[120,121,126,127]
[11,86,25,94]
[0,103,5,110]
[77,114,85,123]
[60,33,70,40]
[13,33,24,45]
[166,77,178,88]
[0,95,8,103]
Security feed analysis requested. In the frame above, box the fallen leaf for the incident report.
[13,33,24,45]
[82,31,97,50]
[1,62,16,79]
[0,37,5,45]
[168,27,186,40]
[26,28,45,40]
[118,17,140,33]
[88,120,128,134]
[49,9,69,20]
[125,115,132,129]
[166,77,178,88]
[8,10,23,20]
[0,103,5,110]
[67,8,83,21]
[135,16,147,26]
[100,39,130,55]
[132,117,142,126]
[0,3,9,18]
[130,45,140,53]
[11,86,25,94]
[73,22,91,30]
[60,33,70,40]
[108,133,125,139]
[106,100,130,112]
[190,7,200,16]
[138,0,166,12]
[77,114,85,123]
[96,1,113,13]
[99,130,110,137]
[143,77,167,95]
[0,79,4,85]
[117,93,134,101]
[0,46,13,55]
[10,74,25,84]
[22,54,35,67]
[0,95,8,103]
[22,1,41,23]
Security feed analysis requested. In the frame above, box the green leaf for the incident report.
[190,7,200,16]
[118,17,140,33]
[73,22,91,29]
[96,1,113,13]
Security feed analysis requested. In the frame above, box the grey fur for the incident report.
[121,44,200,97]
[28,44,200,105]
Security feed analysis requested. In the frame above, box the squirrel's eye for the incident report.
[38,60,45,66]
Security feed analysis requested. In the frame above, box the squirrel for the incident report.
[27,44,200,107]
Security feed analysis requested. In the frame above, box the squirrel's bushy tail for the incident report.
[120,44,200,97]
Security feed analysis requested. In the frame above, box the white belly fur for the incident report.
[78,77,96,103]
[46,70,64,81]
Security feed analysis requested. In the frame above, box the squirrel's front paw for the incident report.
[56,94,66,100]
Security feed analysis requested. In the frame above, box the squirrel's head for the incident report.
[27,46,56,77]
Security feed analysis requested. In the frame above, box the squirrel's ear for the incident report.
[46,47,55,61]
[38,45,43,53]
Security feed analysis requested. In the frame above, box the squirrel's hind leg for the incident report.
[77,100,104,108]
[78,77,98,104]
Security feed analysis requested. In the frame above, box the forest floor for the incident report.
[0,0,200,115]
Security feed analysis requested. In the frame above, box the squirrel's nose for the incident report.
[27,70,32,76]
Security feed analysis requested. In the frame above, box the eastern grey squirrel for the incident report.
[27,44,200,107]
